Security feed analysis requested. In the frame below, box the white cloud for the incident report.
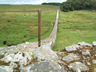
[0,0,66,4]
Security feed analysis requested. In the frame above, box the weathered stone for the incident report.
[92,60,96,64]
[78,42,92,47]
[93,41,96,50]
[1,52,33,67]
[68,62,89,72]
[65,44,80,52]
[57,52,65,56]
[34,45,58,61]
[10,62,18,68]
[21,61,67,72]
[94,68,96,72]
[0,66,13,72]
[62,53,80,63]
[82,50,91,56]
[87,62,91,66]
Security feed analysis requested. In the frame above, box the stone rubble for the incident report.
[62,53,80,63]
[68,62,89,72]
[0,41,96,72]
[78,42,92,47]
[34,44,58,61]
[1,52,33,67]
[82,50,91,56]
[65,44,80,52]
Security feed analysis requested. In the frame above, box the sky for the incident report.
[0,0,66,4]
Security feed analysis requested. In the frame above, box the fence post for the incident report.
[38,9,41,47]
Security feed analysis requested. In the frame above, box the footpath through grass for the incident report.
[54,10,96,51]
[0,5,59,47]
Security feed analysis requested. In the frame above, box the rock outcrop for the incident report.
[34,44,58,61]
[0,41,96,72]
[21,61,67,72]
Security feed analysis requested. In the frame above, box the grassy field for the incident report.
[0,5,59,47]
[0,5,96,51]
[54,10,96,51]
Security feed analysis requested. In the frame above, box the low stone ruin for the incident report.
[0,41,96,72]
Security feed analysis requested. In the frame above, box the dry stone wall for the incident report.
[41,10,59,48]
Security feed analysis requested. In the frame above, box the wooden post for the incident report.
[38,9,41,47]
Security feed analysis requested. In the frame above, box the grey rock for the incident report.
[94,68,96,72]
[62,53,80,63]
[57,52,65,56]
[0,66,13,72]
[93,41,96,50]
[68,62,89,72]
[93,41,96,46]
[21,61,67,72]
[0,68,6,72]
[92,60,96,64]
[65,44,80,52]
[34,45,58,61]
[78,42,92,47]
[82,50,91,56]
[1,52,33,67]
[87,62,91,66]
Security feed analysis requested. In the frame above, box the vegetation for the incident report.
[54,10,96,51]
[60,0,96,12]
[42,2,62,6]
[0,5,58,47]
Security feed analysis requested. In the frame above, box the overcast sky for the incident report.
[0,0,66,4]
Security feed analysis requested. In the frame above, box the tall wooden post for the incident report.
[38,9,41,47]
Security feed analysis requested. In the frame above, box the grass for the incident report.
[54,10,96,51]
[0,5,59,47]
[1,5,96,51]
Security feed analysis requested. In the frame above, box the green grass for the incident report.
[54,10,96,51]
[0,5,59,47]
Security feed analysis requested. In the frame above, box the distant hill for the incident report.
[42,2,62,6]
[0,4,11,6]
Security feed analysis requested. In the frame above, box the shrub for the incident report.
[60,0,96,12]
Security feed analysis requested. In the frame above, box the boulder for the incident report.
[65,44,80,52]
[0,66,13,72]
[62,53,80,63]
[34,45,58,61]
[78,42,92,47]
[68,62,89,72]
[21,61,67,72]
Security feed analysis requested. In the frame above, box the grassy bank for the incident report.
[0,5,59,47]
[54,10,96,51]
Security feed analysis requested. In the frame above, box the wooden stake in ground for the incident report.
[38,9,41,47]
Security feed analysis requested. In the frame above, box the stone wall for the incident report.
[41,10,59,48]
